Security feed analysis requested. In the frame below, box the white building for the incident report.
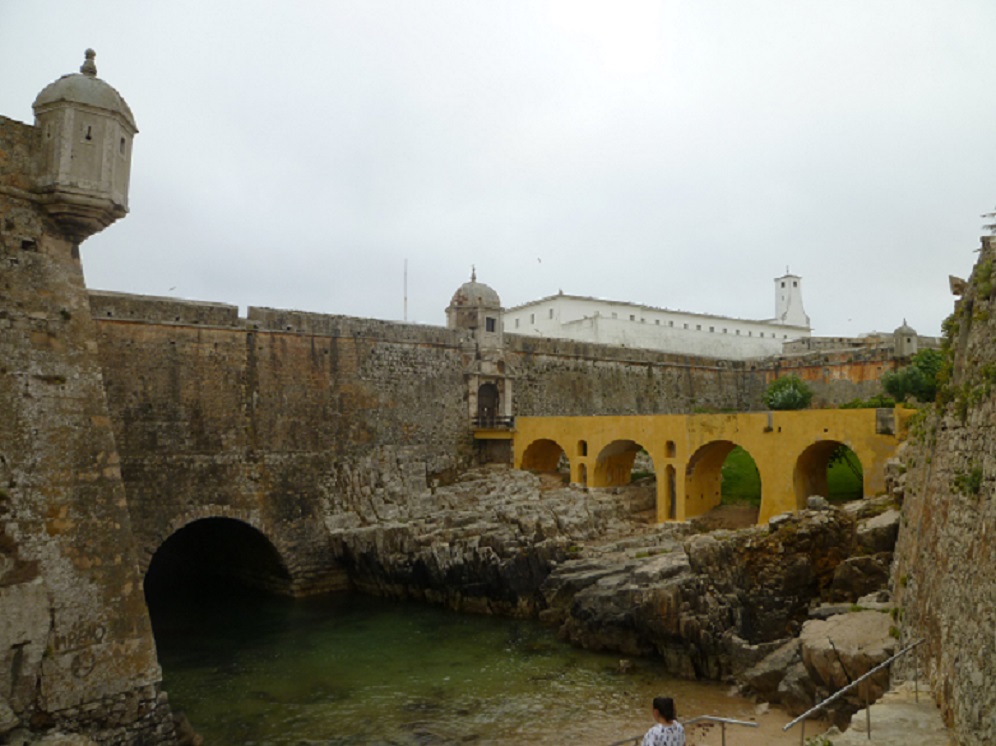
[504,272,811,360]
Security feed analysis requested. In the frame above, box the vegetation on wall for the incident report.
[764,375,814,410]
[882,348,944,404]
[839,393,896,409]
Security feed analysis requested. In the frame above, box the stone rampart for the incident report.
[1,117,175,743]
[891,235,996,746]
[90,299,476,596]
[759,347,902,405]
[505,332,767,413]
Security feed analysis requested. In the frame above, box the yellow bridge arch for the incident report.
[513,409,911,524]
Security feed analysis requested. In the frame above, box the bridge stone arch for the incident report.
[520,437,570,474]
[684,440,761,519]
[592,439,653,487]
[793,440,864,508]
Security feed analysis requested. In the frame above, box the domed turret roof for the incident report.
[33,49,137,131]
[450,268,501,308]
[894,319,916,334]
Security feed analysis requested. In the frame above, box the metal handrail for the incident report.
[607,714,759,746]
[782,637,925,744]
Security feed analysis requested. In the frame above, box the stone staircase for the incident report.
[820,682,952,746]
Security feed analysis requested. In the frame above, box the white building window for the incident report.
[515,318,520,328]
[548,308,554,319]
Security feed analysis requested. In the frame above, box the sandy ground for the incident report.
[688,503,760,531]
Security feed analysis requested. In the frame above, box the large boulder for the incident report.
[799,611,898,724]
[855,508,900,554]
[741,638,801,703]
[829,553,892,603]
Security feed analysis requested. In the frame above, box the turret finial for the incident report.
[80,48,97,77]
[471,265,476,282]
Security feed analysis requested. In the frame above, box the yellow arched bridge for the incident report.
[509,409,912,524]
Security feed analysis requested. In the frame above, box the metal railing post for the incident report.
[864,678,871,739]
[914,646,920,703]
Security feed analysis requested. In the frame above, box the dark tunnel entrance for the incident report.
[144,518,293,632]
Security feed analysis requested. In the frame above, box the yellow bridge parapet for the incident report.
[513,409,912,524]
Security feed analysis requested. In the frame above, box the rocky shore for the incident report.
[325,464,904,727]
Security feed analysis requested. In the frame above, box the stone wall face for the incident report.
[90,295,476,594]
[0,119,174,743]
[891,236,996,746]
[505,335,766,414]
[759,349,901,406]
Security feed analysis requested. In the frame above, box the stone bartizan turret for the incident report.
[446,267,504,348]
[32,48,138,243]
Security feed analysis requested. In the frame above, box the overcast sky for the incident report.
[3,1,995,336]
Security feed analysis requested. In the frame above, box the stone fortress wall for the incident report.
[0,106,175,742]
[890,236,996,746]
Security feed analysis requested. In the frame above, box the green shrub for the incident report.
[765,375,813,410]
[882,348,944,404]
[840,393,896,409]
[953,465,983,497]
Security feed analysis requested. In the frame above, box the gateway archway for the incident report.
[144,518,293,619]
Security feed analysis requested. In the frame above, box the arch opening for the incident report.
[144,518,293,628]
[664,464,677,520]
[721,446,762,506]
[520,438,570,485]
[793,441,865,508]
[593,439,655,487]
[685,440,762,521]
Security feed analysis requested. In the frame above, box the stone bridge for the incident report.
[512,408,912,524]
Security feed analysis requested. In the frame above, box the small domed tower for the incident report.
[32,49,138,242]
[894,319,918,358]
[446,269,513,435]
[446,267,503,348]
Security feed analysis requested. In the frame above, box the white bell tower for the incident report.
[775,270,810,328]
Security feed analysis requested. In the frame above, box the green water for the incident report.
[153,591,762,745]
